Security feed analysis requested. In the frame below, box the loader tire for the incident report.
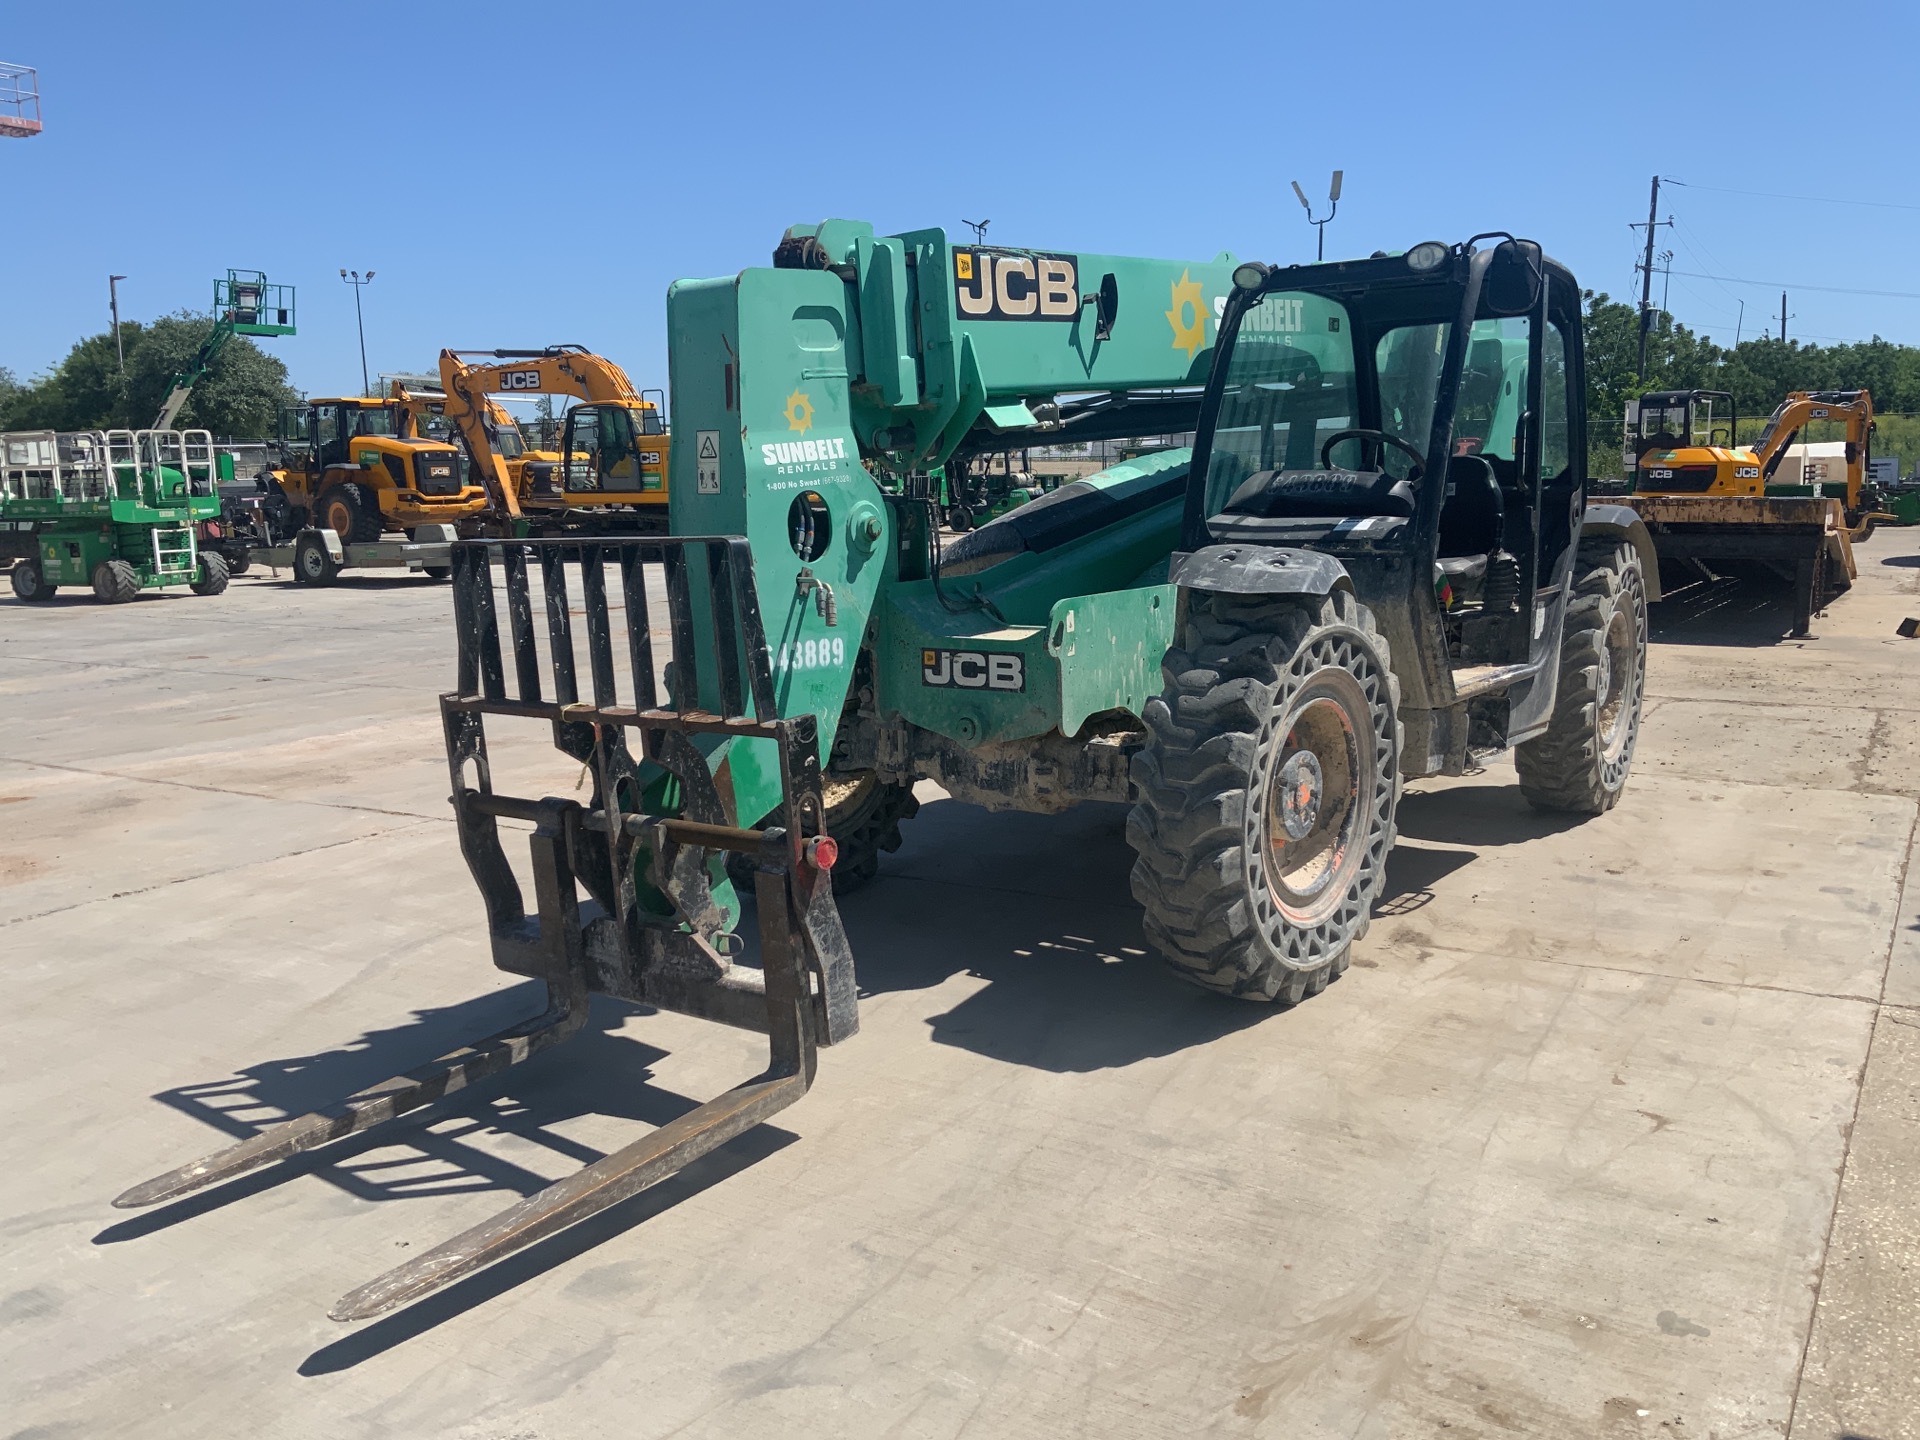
[91,559,140,604]
[423,565,452,580]
[189,552,229,596]
[226,550,251,577]
[1515,540,1647,814]
[317,484,383,545]
[1127,588,1401,1003]
[11,559,56,601]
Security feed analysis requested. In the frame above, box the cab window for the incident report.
[1203,291,1359,513]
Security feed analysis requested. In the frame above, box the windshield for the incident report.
[1202,291,1359,515]
[1375,317,1529,469]
[353,407,397,438]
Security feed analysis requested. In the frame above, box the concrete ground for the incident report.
[2,534,1917,1440]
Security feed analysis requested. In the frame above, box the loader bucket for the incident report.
[1624,494,1857,637]
[114,537,856,1320]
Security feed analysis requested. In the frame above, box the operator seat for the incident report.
[1434,453,1505,588]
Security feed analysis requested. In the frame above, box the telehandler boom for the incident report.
[117,221,1655,1321]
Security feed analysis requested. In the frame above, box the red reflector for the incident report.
[806,835,838,870]
[204,521,222,539]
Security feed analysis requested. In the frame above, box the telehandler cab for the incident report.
[116,223,1655,1319]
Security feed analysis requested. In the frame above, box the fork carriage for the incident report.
[115,537,856,1320]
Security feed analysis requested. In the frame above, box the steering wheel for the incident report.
[1320,428,1425,478]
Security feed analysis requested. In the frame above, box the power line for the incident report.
[1662,177,1920,214]
[1663,268,1920,302]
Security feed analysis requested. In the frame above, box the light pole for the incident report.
[1291,170,1343,261]
[109,275,127,373]
[340,268,375,395]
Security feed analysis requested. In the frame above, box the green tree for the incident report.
[0,313,293,436]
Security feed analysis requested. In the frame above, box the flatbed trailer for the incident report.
[1624,494,1855,636]
[256,524,457,586]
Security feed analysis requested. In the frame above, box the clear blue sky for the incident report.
[6,0,1919,402]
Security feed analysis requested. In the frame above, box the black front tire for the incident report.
[819,773,920,893]
[189,552,230,596]
[423,564,452,580]
[1515,540,1648,813]
[11,560,56,601]
[92,559,140,604]
[1127,588,1401,1003]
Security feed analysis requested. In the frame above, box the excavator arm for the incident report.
[1753,390,1875,502]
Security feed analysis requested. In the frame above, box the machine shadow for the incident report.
[1647,567,1805,647]
[94,986,793,1246]
[826,791,1496,1074]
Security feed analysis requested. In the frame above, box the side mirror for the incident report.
[1483,239,1544,317]
[1091,272,1119,341]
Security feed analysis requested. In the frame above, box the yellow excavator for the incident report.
[1633,388,1876,509]
[1627,388,1878,635]
[437,346,669,533]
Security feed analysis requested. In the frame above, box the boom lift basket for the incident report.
[115,537,856,1320]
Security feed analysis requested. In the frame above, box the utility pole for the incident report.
[1780,291,1788,343]
[340,269,375,395]
[108,275,127,373]
[1734,299,1745,348]
[1630,175,1673,381]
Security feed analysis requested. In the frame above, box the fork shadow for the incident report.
[93,983,796,1366]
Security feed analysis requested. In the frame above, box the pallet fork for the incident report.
[114,538,857,1320]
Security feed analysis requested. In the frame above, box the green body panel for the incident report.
[33,517,201,588]
[874,448,1193,743]
[667,222,1238,829]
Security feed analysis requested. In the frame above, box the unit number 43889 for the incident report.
[775,637,846,672]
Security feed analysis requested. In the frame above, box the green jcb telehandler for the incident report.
[113,223,1656,1321]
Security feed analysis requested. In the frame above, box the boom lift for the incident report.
[117,222,1655,1319]
[152,272,295,430]
[438,346,669,532]
[1627,388,1877,634]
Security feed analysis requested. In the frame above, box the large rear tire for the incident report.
[1516,540,1647,813]
[1127,588,1401,1002]
[91,559,140,604]
[11,560,56,602]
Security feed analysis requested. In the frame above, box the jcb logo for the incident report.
[922,648,1025,691]
[499,370,543,391]
[954,248,1078,321]
[1734,466,1760,479]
